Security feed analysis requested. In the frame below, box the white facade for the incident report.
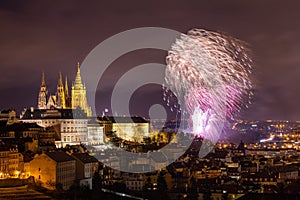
[19,108,88,148]
[21,118,88,148]
[112,123,149,142]
[87,123,104,146]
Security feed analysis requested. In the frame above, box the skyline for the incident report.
[1,0,300,120]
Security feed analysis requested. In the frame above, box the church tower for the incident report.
[65,76,71,108]
[71,62,92,116]
[38,72,48,109]
[56,72,66,108]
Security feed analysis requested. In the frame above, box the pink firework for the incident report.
[164,28,253,137]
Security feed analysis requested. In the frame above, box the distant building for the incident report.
[30,151,76,190]
[0,109,19,125]
[20,108,88,148]
[87,119,104,146]
[37,62,92,116]
[231,140,246,156]
[71,63,92,116]
[0,144,24,179]
[276,164,299,180]
[241,172,277,186]
[97,116,149,142]
[22,152,33,179]
[71,153,99,189]
[123,173,144,191]
[0,121,58,153]
[150,151,167,170]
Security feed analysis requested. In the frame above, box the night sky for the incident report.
[1,0,300,120]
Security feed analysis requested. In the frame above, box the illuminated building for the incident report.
[0,109,19,125]
[30,151,76,190]
[87,119,105,146]
[123,173,144,191]
[97,116,149,142]
[37,62,92,116]
[150,152,167,170]
[71,153,99,189]
[0,145,23,179]
[20,108,88,148]
[71,63,92,116]
[0,122,58,153]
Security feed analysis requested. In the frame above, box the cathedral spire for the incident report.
[74,62,83,88]
[64,75,71,108]
[65,76,69,97]
[41,71,46,86]
[77,61,80,73]
[38,72,47,109]
[71,62,92,116]
[56,72,66,108]
[58,72,63,86]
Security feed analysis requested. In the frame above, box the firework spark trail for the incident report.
[164,28,253,153]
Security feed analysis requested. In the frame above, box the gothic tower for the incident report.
[38,72,48,109]
[71,62,92,116]
[65,76,71,108]
[56,72,66,108]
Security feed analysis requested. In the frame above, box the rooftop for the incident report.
[72,153,98,163]
[97,116,148,123]
[44,151,75,162]
[20,108,87,119]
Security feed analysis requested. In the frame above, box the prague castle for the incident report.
[37,62,92,116]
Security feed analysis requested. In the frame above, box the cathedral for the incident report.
[37,62,92,116]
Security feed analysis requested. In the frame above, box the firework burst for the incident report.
[164,28,253,140]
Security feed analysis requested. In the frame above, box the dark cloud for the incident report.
[0,0,300,120]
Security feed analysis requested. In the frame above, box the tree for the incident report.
[151,172,169,200]
[143,137,151,145]
[203,183,212,200]
[92,166,102,191]
[68,183,91,200]
[56,183,63,192]
[277,182,285,194]
[188,176,198,200]
[80,185,91,200]
[167,132,174,143]
[157,172,168,191]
